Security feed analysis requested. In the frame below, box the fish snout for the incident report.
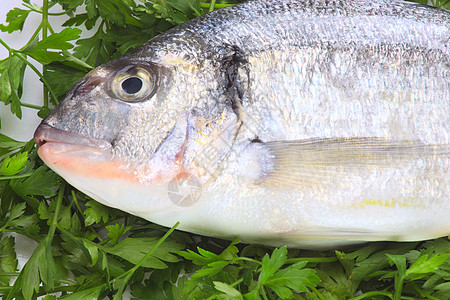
[34,123,111,150]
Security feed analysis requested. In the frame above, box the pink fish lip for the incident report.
[34,123,112,151]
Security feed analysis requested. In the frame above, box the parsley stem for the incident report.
[286,257,337,264]
[393,274,404,300]
[261,287,269,300]
[208,0,217,12]
[70,190,85,216]
[410,282,441,300]
[350,290,393,300]
[48,182,65,240]
[0,273,19,277]
[42,0,49,108]
[200,3,233,9]
[235,256,263,265]
[0,173,33,180]
[310,286,327,300]
[20,102,42,110]
[23,3,74,16]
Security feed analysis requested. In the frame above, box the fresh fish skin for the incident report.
[34,0,449,248]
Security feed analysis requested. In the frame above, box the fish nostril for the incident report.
[34,123,52,147]
[37,138,47,147]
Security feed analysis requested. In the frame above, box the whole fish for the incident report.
[34,0,449,248]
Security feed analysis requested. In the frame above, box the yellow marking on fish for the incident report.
[194,110,233,145]
[359,199,411,208]
[162,53,197,68]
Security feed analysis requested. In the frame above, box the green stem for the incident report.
[0,39,58,103]
[48,183,65,240]
[261,287,269,300]
[310,286,327,300]
[200,3,233,9]
[24,5,73,16]
[20,102,42,110]
[350,291,393,300]
[235,256,263,265]
[0,173,33,181]
[0,272,19,277]
[410,282,441,300]
[286,257,338,264]
[393,274,404,300]
[208,0,217,12]
[36,284,80,297]
[42,0,49,108]
[70,190,84,216]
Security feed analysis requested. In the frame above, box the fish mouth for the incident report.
[34,123,112,151]
[34,123,141,183]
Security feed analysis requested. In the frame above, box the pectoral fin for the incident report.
[240,137,449,188]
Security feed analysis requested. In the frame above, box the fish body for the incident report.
[34,0,449,248]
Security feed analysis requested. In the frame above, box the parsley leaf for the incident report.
[103,237,184,269]
[0,152,28,176]
[0,8,31,33]
[0,236,18,286]
[84,200,109,226]
[0,134,26,157]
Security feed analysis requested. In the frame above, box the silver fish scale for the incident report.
[239,45,449,144]
[174,0,450,145]
[129,0,449,150]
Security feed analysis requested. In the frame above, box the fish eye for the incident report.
[110,67,155,102]
[122,77,143,94]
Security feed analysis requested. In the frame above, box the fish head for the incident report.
[33,40,240,215]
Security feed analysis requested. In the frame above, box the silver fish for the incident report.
[34,0,449,248]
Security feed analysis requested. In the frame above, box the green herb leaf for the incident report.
[0,152,28,176]
[106,223,132,245]
[10,166,61,198]
[103,237,183,269]
[35,28,83,51]
[259,246,288,285]
[84,200,109,226]
[0,8,31,33]
[59,285,104,300]
[17,239,58,299]
[0,134,26,157]
[406,254,449,277]
[386,254,407,276]
[214,281,243,299]
[0,55,27,119]
[83,241,99,267]
[0,236,18,285]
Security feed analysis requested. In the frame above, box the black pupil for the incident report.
[122,77,143,94]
